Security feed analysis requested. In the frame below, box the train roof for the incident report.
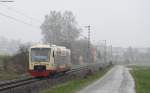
[30,44,68,50]
[31,44,51,48]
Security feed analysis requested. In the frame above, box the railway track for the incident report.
[0,77,40,91]
[0,62,110,93]
[0,65,89,92]
[0,67,82,92]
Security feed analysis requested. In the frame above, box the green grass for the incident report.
[41,66,112,93]
[131,66,150,93]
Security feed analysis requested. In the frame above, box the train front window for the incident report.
[31,48,50,62]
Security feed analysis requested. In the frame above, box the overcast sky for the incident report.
[0,0,150,48]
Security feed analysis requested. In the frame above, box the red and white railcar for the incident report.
[28,44,71,77]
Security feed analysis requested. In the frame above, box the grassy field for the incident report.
[41,66,112,93]
[0,72,22,80]
[131,66,150,93]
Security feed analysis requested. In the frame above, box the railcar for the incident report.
[28,44,71,77]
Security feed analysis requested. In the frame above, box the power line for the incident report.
[79,33,88,39]
[0,3,42,23]
[0,12,39,28]
[0,0,14,2]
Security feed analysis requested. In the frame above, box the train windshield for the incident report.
[31,48,50,62]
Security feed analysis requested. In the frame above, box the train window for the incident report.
[57,48,61,55]
[61,50,66,56]
[31,48,50,62]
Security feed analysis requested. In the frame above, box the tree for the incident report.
[11,44,29,74]
[40,11,81,47]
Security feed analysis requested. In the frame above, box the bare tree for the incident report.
[40,11,81,47]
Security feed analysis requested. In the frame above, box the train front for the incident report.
[28,44,54,77]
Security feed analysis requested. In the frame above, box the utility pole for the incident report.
[110,45,113,61]
[85,25,91,50]
[85,25,91,63]
[104,40,107,63]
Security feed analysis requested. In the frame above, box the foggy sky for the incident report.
[0,0,150,48]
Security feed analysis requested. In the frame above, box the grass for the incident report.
[0,72,21,80]
[41,65,112,93]
[131,66,150,93]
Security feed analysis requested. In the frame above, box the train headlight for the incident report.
[31,63,34,66]
[46,64,49,66]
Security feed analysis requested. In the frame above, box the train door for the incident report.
[50,48,56,70]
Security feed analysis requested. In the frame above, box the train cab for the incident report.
[28,44,71,77]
